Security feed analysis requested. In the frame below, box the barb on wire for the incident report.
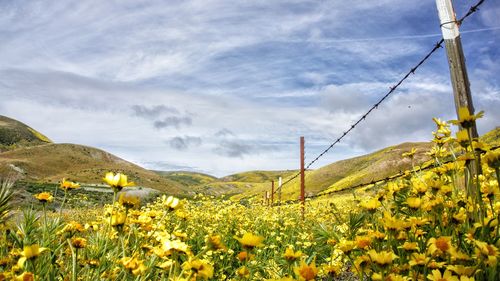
[271,0,486,196]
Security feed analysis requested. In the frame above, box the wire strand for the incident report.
[272,0,487,196]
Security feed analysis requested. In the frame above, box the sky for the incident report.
[0,0,499,177]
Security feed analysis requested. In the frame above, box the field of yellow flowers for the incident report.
[0,109,499,281]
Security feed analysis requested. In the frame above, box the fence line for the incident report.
[277,144,500,204]
[271,0,487,196]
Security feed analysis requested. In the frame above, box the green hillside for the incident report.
[0,115,52,151]
[154,171,218,187]
[221,170,298,183]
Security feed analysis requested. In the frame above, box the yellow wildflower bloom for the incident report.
[283,247,302,261]
[455,130,470,148]
[400,241,419,252]
[447,265,475,277]
[427,269,459,281]
[206,234,226,251]
[360,198,381,211]
[408,253,429,267]
[402,148,417,159]
[449,107,484,129]
[427,236,453,256]
[483,150,500,169]
[34,192,53,203]
[236,266,250,278]
[235,233,264,249]
[103,172,134,192]
[60,178,80,191]
[474,240,498,267]
[367,249,398,266]
[406,197,421,209]
[182,258,214,280]
[17,245,49,268]
[355,235,372,249]
[111,212,126,227]
[15,272,35,281]
[293,260,318,281]
[165,195,181,210]
[337,239,356,254]
[118,193,140,209]
[237,251,254,262]
[71,237,87,249]
[120,255,147,276]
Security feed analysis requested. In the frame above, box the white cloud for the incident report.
[0,0,498,177]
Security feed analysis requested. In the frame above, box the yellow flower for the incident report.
[236,266,250,278]
[237,251,254,262]
[322,262,342,277]
[367,249,398,266]
[400,242,419,252]
[182,258,214,280]
[293,260,318,281]
[15,272,35,281]
[449,107,484,129]
[235,233,264,249]
[447,265,475,277]
[408,253,429,267]
[406,197,421,209]
[206,235,227,251]
[118,193,140,209]
[58,221,85,235]
[121,255,147,276]
[427,269,459,281]
[60,178,80,191]
[381,212,409,231]
[34,192,53,203]
[164,195,181,210]
[17,245,49,268]
[71,237,87,249]
[337,239,356,254]
[402,148,417,159]
[283,247,302,261]
[455,130,470,148]
[355,235,372,249]
[360,198,381,211]
[111,212,127,227]
[353,254,371,273]
[483,150,500,169]
[474,240,498,267]
[103,172,134,192]
[427,236,452,256]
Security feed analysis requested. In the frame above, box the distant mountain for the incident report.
[0,116,188,195]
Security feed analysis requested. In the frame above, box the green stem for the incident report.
[68,239,77,281]
[59,190,68,218]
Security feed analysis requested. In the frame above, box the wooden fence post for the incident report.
[300,136,305,220]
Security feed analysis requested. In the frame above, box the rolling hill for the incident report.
[0,116,188,195]
[0,116,52,152]
[2,114,498,200]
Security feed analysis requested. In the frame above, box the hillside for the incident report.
[230,127,500,201]
[0,143,188,194]
[0,115,52,151]
[220,170,298,183]
[154,171,218,187]
[0,115,189,195]
[230,142,433,201]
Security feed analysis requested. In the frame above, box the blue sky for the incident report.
[0,0,499,177]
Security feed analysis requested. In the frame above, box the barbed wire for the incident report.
[272,0,487,196]
[277,144,500,203]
